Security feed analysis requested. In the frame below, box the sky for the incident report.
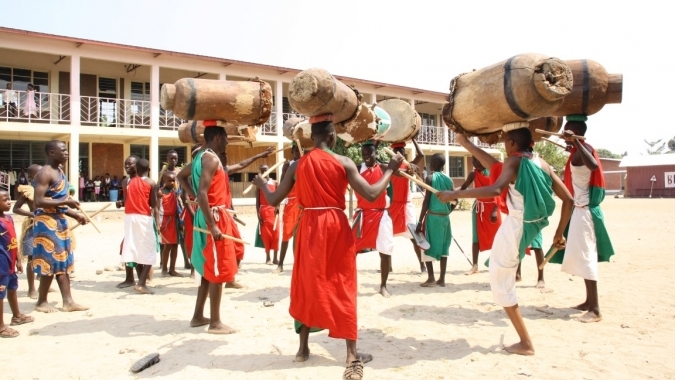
[0,0,671,155]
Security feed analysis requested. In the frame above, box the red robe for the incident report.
[388,163,410,235]
[291,149,357,340]
[181,196,196,258]
[473,168,502,251]
[282,183,300,242]
[353,164,387,253]
[159,189,179,244]
[258,182,279,252]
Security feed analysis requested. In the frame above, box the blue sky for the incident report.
[0,0,671,155]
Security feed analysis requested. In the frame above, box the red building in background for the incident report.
[619,154,675,198]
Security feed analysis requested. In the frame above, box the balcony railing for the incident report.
[159,109,186,130]
[81,96,151,128]
[417,125,445,145]
[260,112,277,136]
[0,90,71,123]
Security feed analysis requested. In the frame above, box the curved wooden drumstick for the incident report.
[538,245,559,270]
[382,147,423,181]
[70,197,101,233]
[535,129,586,140]
[194,227,250,245]
[69,203,111,231]
[243,159,286,195]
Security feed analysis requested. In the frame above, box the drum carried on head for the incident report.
[177,120,258,145]
[283,117,313,148]
[376,99,421,143]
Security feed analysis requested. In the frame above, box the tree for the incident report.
[533,141,568,175]
[332,139,391,165]
[668,137,675,153]
[596,148,622,159]
[644,139,666,155]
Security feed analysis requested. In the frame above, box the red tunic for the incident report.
[474,169,502,251]
[258,182,279,252]
[181,196,196,258]
[353,164,386,253]
[197,160,243,283]
[282,181,300,242]
[291,149,357,340]
[388,163,411,235]
[489,162,509,214]
[159,189,179,244]
[125,177,152,216]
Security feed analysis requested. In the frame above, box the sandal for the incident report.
[11,314,35,326]
[130,353,160,373]
[343,359,364,380]
[0,326,19,338]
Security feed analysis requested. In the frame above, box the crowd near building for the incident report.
[0,27,500,202]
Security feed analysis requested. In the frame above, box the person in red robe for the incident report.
[256,164,280,264]
[274,142,303,274]
[460,156,502,275]
[181,145,202,279]
[254,118,404,380]
[158,171,182,277]
[388,140,426,272]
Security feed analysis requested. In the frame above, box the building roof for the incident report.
[619,154,675,167]
[0,27,447,98]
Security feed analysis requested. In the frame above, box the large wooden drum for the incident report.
[551,59,622,116]
[283,117,313,148]
[287,68,359,123]
[177,120,258,144]
[377,99,421,143]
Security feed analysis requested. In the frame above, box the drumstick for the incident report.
[398,171,437,194]
[542,138,567,149]
[382,147,423,181]
[69,203,111,231]
[70,197,101,233]
[538,245,559,270]
[193,227,250,245]
[242,159,286,195]
[185,200,245,225]
[273,213,279,230]
[273,146,292,155]
[535,129,586,140]
[453,237,473,266]
[295,139,304,157]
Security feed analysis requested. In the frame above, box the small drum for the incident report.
[377,99,421,143]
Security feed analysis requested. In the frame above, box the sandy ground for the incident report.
[3,197,675,380]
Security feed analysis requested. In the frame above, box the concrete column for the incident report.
[88,142,93,178]
[370,93,377,104]
[150,65,160,131]
[69,133,79,200]
[219,73,226,81]
[70,54,80,126]
[150,134,159,182]
[409,98,415,107]
[123,143,131,175]
[444,151,450,177]
[275,81,283,137]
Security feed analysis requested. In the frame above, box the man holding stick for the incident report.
[253,117,403,379]
[437,125,573,355]
[255,164,279,265]
[32,140,89,313]
[12,164,42,298]
[274,142,303,274]
[548,116,615,323]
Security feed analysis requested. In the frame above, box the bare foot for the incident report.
[272,266,283,274]
[168,271,183,277]
[190,317,211,327]
[189,272,195,279]
[207,322,237,335]
[576,311,602,323]
[465,265,479,275]
[420,278,437,287]
[379,286,392,298]
[265,260,273,265]
[134,285,154,295]
[225,281,243,289]
[35,301,58,313]
[572,301,590,311]
[435,279,446,287]
[28,290,38,299]
[61,302,90,312]
[536,280,546,289]
[161,270,170,278]
[273,259,279,265]
[503,342,535,356]
[116,280,135,289]
[294,348,310,362]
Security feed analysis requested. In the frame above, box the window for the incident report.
[282,97,292,114]
[79,143,89,177]
[131,82,151,101]
[130,144,149,160]
[419,113,436,127]
[0,67,49,92]
[0,140,50,171]
[448,156,465,178]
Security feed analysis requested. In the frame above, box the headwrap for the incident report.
[391,142,406,149]
[362,140,375,146]
[502,122,529,132]
[308,114,333,124]
[566,114,588,122]
[291,141,297,147]
[203,119,220,128]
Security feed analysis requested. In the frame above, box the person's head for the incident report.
[113,175,118,180]
[430,153,445,172]
[136,158,150,176]
[563,116,588,149]
[94,175,99,180]
[124,155,139,176]
[20,168,25,173]
[503,125,533,156]
[45,140,68,166]
[360,141,377,167]
[472,156,485,172]
[391,142,406,156]
[166,149,178,168]
[0,190,10,213]
[310,120,336,149]
[27,164,42,181]
[105,173,110,178]
[259,164,269,175]
[27,83,34,91]
[6,83,11,90]
[162,171,176,189]
[203,122,228,156]
[291,143,302,160]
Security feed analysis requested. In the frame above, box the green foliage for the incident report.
[596,148,623,159]
[533,141,568,174]
[644,139,666,155]
[668,137,675,152]
[332,140,392,164]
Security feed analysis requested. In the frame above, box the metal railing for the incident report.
[0,90,71,123]
[159,109,186,130]
[417,125,445,145]
[260,112,277,135]
[81,96,151,128]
